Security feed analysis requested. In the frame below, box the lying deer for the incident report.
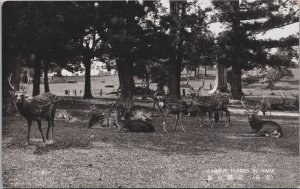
[241,100,282,138]
[88,101,154,133]
[8,74,59,144]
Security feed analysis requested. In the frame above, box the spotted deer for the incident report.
[8,74,59,144]
[187,81,231,127]
[153,95,190,132]
[88,98,154,133]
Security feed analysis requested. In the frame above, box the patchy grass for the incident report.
[3,107,299,188]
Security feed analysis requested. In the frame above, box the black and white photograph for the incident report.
[2,0,299,188]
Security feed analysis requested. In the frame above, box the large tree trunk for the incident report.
[217,63,228,92]
[44,59,50,92]
[116,58,135,106]
[83,58,93,99]
[230,64,242,99]
[168,50,181,98]
[32,54,41,96]
[230,1,243,99]
[168,1,186,98]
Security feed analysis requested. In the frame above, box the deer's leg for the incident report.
[37,120,46,143]
[173,113,179,131]
[225,110,230,128]
[151,102,156,116]
[46,120,51,140]
[199,111,204,128]
[179,113,186,132]
[162,112,169,133]
[51,119,54,141]
[220,108,224,121]
[27,120,32,145]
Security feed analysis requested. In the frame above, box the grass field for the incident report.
[3,110,299,188]
[3,68,299,188]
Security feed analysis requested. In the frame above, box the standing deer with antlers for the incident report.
[241,99,282,138]
[187,80,231,127]
[8,74,59,145]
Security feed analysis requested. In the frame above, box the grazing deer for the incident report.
[8,74,59,144]
[241,100,282,138]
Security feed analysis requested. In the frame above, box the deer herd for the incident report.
[7,74,299,145]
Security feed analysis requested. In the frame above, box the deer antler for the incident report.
[197,80,205,91]
[23,74,30,93]
[240,99,249,112]
[187,80,205,93]
[186,77,195,91]
[8,73,15,91]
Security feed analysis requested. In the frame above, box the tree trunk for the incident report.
[230,65,242,99]
[168,1,185,99]
[230,0,243,99]
[116,58,135,106]
[204,65,207,77]
[217,63,227,92]
[168,56,181,98]
[32,54,41,96]
[44,59,50,92]
[83,58,93,99]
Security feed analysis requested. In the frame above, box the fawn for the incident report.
[241,100,282,138]
[8,74,59,144]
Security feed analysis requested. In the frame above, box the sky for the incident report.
[160,0,299,40]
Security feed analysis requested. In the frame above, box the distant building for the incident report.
[60,61,116,76]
